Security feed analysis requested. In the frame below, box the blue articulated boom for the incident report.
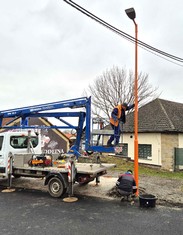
[0,97,88,119]
[0,96,115,158]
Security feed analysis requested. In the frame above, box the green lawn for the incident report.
[101,155,183,180]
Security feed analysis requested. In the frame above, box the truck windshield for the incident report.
[0,136,3,150]
[10,136,38,149]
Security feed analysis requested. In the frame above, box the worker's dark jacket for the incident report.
[116,173,137,193]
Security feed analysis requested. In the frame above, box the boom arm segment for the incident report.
[0,97,88,118]
[0,96,115,157]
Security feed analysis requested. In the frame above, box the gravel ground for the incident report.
[1,172,182,208]
[138,174,183,207]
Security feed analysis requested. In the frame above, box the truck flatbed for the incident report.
[13,163,115,176]
[75,163,115,174]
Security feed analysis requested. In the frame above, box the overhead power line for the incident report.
[63,0,183,66]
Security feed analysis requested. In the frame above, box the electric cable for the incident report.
[63,0,183,66]
[63,0,183,62]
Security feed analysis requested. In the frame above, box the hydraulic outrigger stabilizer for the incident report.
[0,96,117,158]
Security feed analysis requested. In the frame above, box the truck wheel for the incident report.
[48,177,66,198]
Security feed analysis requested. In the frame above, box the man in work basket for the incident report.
[107,102,134,147]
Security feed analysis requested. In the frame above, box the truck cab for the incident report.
[0,131,41,178]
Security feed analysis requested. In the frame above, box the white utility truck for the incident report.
[0,97,117,198]
[0,130,115,198]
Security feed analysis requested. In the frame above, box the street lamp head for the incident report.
[125,8,136,20]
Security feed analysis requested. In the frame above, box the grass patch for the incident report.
[101,155,183,180]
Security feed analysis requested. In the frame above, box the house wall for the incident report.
[98,130,182,171]
[161,133,178,171]
[178,134,183,147]
[123,133,162,166]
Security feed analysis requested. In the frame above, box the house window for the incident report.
[138,144,152,159]
[122,143,128,156]
[117,143,128,156]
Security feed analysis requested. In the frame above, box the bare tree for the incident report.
[88,66,159,118]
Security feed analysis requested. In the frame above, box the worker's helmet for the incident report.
[122,103,128,109]
[126,169,133,174]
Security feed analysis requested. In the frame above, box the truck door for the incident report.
[0,134,7,178]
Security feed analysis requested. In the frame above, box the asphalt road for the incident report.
[0,188,182,235]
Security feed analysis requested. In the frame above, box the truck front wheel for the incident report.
[48,177,66,198]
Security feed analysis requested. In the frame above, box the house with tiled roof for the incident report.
[119,98,183,170]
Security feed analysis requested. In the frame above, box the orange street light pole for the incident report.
[134,19,139,193]
[125,8,139,194]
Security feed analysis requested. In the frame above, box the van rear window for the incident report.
[10,136,38,149]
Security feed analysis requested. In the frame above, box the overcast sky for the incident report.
[0,0,183,111]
